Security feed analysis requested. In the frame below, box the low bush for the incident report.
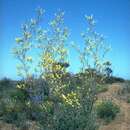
[127,98,130,103]
[96,84,108,93]
[118,82,130,102]
[96,100,120,122]
[125,81,130,93]
[121,83,130,94]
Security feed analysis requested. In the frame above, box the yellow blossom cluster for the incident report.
[42,52,54,69]
[16,83,26,89]
[61,92,80,107]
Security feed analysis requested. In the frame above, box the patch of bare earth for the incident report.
[98,83,130,130]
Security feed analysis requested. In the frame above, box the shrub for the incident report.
[96,100,120,122]
[118,81,130,96]
[0,99,19,124]
[12,8,110,130]
[96,84,108,93]
[125,81,130,93]
[11,88,29,103]
[127,97,130,103]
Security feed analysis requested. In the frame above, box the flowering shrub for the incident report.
[11,8,110,130]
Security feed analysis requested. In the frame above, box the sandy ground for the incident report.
[98,83,130,130]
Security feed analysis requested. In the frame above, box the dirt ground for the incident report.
[98,83,130,130]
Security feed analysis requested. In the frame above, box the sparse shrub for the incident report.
[118,82,130,102]
[125,81,130,93]
[96,100,120,122]
[96,84,108,93]
[0,98,26,125]
[11,88,29,103]
[127,97,130,103]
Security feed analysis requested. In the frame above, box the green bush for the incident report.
[118,82,130,95]
[96,84,108,93]
[127,98,130,103]
[11,88,29,103]
[96,100,120,122]
[125,81,130,93]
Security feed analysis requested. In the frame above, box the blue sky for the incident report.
[0,0,130,79]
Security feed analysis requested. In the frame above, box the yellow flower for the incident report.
[15,37,23,43]
[16,84,21,89]
[61,94,67,100]
[16,84,26,89]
